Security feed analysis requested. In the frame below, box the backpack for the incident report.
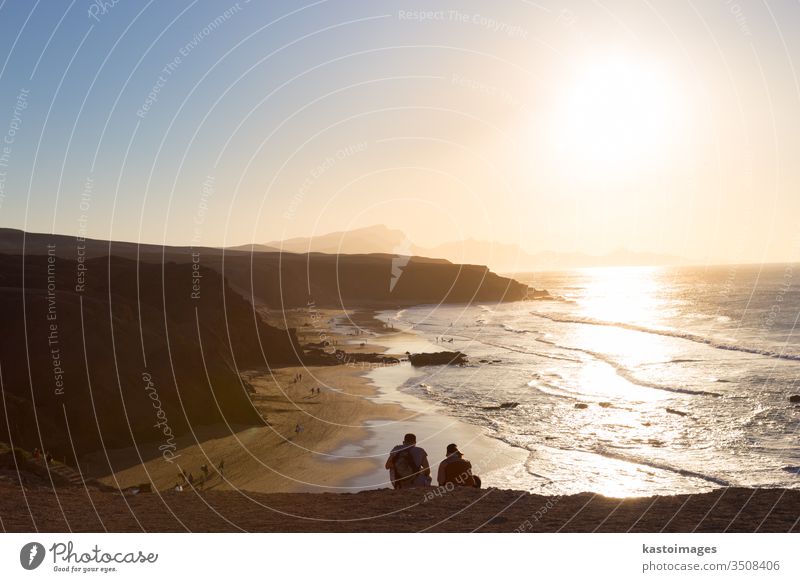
[392,447,418,487]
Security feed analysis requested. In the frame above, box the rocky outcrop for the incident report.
[482,402,519,411]
[409,351,468,367]
[301,348,399,366]
[526,288,553,300]
[666,408,690,417]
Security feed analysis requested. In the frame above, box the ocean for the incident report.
[376,264,800,497]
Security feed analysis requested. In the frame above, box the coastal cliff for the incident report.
[0,253,300,467]
[0,229,531,308]
[0,229,530,465]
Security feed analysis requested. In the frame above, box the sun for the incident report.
[553,59,681,175]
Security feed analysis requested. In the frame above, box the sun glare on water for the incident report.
[578,266,666,325]
[554,59,682,175]
[574,266,673,365]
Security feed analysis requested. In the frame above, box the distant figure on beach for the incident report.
[385,433,431,489]
[295,423,304,436]
[46,451,54,464]
[187,472,195,485]
[437,443,481,488]
[33,447,40,460]
[201,463,209,482]
[218,459,225,477]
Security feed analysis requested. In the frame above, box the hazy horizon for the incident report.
[1,1,799,265]
[8,222,800,272]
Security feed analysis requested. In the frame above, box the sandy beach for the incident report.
[78,308,522,495]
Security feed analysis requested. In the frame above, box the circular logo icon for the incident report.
[20,542,46,570]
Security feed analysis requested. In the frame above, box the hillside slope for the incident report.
[0,253,300,467]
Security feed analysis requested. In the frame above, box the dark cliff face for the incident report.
[0,229,531,309]
[220,254,530,309]
[0,253,300,462]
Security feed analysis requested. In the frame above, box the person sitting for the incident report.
[437,443,481,488]
[385,433,431,489]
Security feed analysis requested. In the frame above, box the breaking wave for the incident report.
[530,311,800,361]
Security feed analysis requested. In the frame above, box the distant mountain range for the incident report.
[247,224,684,272]
[1,224,685,274]
[253,224,413,256]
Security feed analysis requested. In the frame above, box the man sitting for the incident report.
[385,433,431,489]
[437,443,481,488]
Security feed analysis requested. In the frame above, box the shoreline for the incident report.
[323,309,529,492]
[69,305,781,499]
[333,361,529,491]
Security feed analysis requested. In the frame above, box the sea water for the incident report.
[375,264,800,497]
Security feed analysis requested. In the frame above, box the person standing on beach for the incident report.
[385,433,431,489]
[437,443,480,488]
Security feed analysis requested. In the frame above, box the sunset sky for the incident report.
[1,0,799,265]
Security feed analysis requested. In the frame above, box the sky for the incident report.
[0,0,799,265]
